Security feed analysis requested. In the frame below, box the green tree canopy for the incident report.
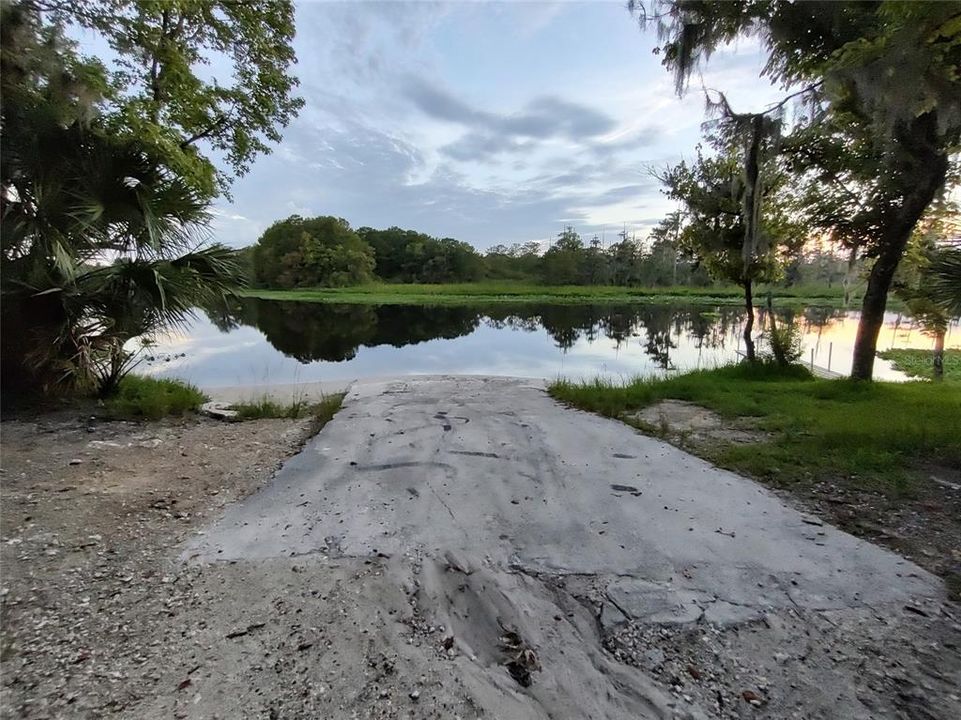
[356,227,485,283]
[542,227,586,285]
[252,216,375,289]
[635,0,961,378]
[659,144,804,359]
[45,0,304,198]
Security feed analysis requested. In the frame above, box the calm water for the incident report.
[142,298,958,388]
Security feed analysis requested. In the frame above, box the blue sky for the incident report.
[96,1,792,251]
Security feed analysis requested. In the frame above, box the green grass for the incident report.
[103,375,207,420]
[549,363,961,494]
[878,348,961,381]
[230,393,345,432]
[242,281,850,307]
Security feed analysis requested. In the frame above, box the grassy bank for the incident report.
[549,363,961,494]
[101,376,346,432]
[878,348,961,381]
[230,393,345,433]
[103,375,207,420]
[243,281,851,307]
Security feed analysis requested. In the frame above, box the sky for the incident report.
[91,1,793,252]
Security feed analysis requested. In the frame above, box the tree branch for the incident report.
[180,115,227,148]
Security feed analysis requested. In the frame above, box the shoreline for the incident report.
[240,282,863,308]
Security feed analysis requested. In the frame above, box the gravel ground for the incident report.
[0,413,318,718]
[2,390,960,719]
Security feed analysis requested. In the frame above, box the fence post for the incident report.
[810,348,815,371]
[827,342,833,372]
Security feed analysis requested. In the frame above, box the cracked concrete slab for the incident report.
[186,376,939,616]
[181,376,947,718]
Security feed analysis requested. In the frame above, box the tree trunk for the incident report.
[743,278,756,362]
[843,245,858,307]
[933,331,945,381]
[850,115,949,381]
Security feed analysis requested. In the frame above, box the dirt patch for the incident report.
[627,400,768,446]
[607,604,961,720]
[0,413,319,718]
[624,400,961,599]
[799,465,961,597]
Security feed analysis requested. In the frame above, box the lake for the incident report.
[141,298,957,389]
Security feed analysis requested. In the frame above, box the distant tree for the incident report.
[659,145,803,360]
[608,231,643,286]
[424,238,486,283]
[252,216,375,288]
[357,227,484,283]
[584,235,610,285]
[636,0,961,379]
[357,227,416,280]
[646,213,685,286]
[511,242,543,279]
[542,227,585,285]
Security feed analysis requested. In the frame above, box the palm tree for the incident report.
[928,247,961,317]
[1,6,244,398]
[892,232,960,381]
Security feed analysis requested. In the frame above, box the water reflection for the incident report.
[206,299,765,368]
[150,298,955,389]
[146,298,960,388]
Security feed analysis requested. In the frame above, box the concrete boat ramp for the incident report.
[177,376,953,720]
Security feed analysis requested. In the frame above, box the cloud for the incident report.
[441,133,529,161]
[223,108,671,253]
[404,77,617,161]
[589,184,653,206]
[211,1,787,250]
[590,126,664,156]
[404,77,480,125]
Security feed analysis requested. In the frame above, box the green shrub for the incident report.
[103,375,207,420]
[764,320,804,367]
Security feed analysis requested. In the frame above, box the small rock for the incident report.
[68,458,83,465]
[200,402,239,421]
[409,689,420,701]
[644,648,666,668]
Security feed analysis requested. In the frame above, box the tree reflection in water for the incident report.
[203,298,844,369]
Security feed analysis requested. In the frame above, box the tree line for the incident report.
[244,214,857,291]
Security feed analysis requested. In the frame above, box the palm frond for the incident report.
[928,249,961,317]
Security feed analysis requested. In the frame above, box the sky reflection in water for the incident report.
[143,299,958,389]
